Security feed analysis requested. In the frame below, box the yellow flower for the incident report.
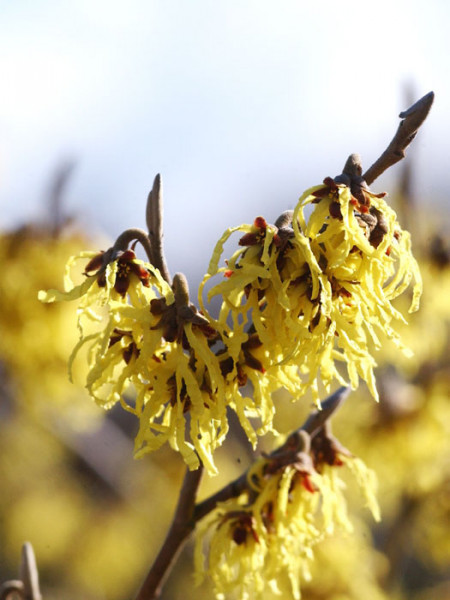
[195,501,269,600]
[38,248,166,332]
[376,253,450,375]
[133,314,229,474]
[39,254,232,474]
[292,180,421,398]
[196,431,380,600]
[0,229,99,421]
[202,181,421,404]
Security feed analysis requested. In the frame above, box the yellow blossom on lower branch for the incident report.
[195,434,380,600]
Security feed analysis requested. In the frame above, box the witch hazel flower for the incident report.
[38,247,164,333]
[195,428,380,600]
[202,177,421,405]
[39,245,229,474]
[291,178,422,400]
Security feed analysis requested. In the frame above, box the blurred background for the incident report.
[0,1,449,599]
[1,0,449,282]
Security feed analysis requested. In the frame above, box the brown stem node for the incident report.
[274,210,294,229]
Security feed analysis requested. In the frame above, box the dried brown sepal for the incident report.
[263,448,314,477]
[220,511,260,545]
[310,423,351,472]
[311,176,340,202]
[329,201,343,220]
[239,232,259,247]
[238,216,270,247]
[368,207,389,249]
[254,216,268,230]
[114,249,151,296]
[151,294,219,346]
[84,251,106,274]
[242,334,265,373]
[123,342,139,364]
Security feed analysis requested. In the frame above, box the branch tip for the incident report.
[399,90,434,119]
[342,154,363,179]
[363,91,434,186]
[173,272,190,307]
[146,173,171,284]
[302,386,351,436]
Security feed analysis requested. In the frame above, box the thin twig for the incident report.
[112,228,153,262]
[0,543,42,600]
[301,386,351,436]
[146,174,171,284]
[19,543,42,600]
[194,386,350,522]
[47,159,76,238]
[135,465,204,600]
[395,85,418,233]
[363,91,434,186]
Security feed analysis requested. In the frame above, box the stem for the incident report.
[363,91,434,186]
[380,493,419,591]
[113,228,153,262]
[146,174,171,284]
[20,543,42,600]
[300,386,351,436]
[47,159,76,238]
[0,543,42,600]
[135,466,204,600]
[194,386,350,522]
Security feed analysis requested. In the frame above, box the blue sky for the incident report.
[0,0,448,281]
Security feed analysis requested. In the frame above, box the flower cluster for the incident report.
[201,178,422,402]
[40,249,231,473]
[39,179,421,473]
[40,244,285,474]
[195,429,379,600]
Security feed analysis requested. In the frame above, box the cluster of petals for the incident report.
[201,180,422,403]
[39,179,422,473]
[39,246,290,474]
[39,250,227,473]
[195,433,379,600]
